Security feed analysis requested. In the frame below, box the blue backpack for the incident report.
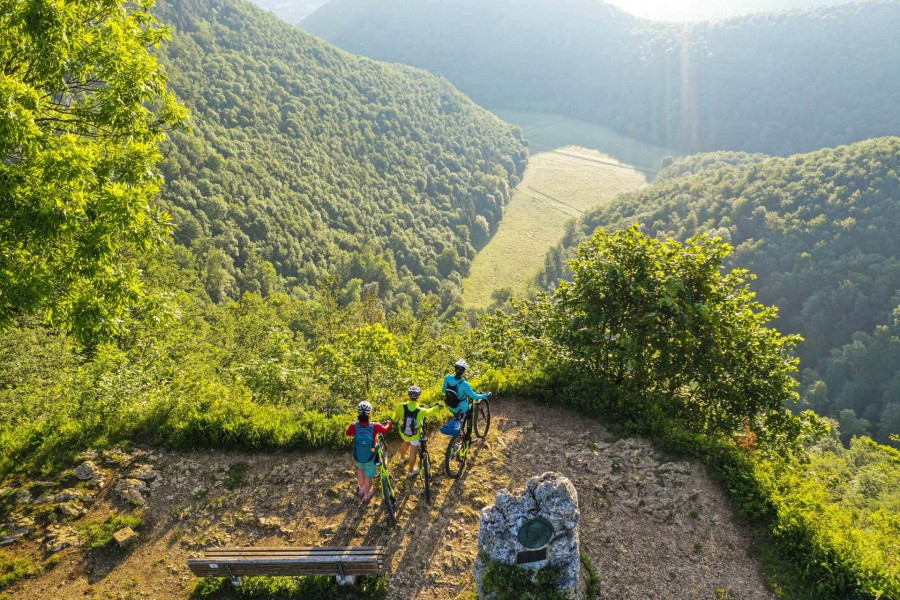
[353,422,376,463]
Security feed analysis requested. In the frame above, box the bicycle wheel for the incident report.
[422,451,433,503]
[474,399,491,438]
[444,434,466,479]
[381,473,397,525]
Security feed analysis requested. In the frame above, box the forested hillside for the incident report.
[154,0,527,310]
[302,0,900,155]
[540,138,900,442]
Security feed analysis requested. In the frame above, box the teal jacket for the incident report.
[442,374,488,403]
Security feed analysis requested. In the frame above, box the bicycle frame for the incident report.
[375,436,393,493]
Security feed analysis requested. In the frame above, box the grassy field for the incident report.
[462,111,674,308]
[493,109,674,174]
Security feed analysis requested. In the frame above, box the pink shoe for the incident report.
[362,490,375,503]
[357,487,365,498]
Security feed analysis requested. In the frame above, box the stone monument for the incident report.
[474,472,580,598]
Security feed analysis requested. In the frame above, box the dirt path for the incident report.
[6,398,774,599]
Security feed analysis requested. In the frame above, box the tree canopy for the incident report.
[152,0,527,313]
[0,0,186,341]
[541,137,900,442]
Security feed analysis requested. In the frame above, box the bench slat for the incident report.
[190,557,380,565]
[187,545,385,580]
[188,565,383,574]
[202,550,382,558]
[188,565,383,576]
[205,546,380,552]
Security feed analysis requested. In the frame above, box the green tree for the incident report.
[553,226,803,447]
[838,408,871,446]
[0,0,186,341]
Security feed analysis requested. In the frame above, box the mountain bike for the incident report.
[417,414,435,502]
[373,426,397,525]
[443,394,491,479]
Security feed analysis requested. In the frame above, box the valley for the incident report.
[463,112,670,307]
[2,0,899,597]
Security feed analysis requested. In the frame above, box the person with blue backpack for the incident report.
[345,400,392,503]
[443,359,491,421]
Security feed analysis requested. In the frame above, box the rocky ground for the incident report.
[1,398,775,599]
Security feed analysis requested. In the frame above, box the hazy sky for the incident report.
[606,0,850,21]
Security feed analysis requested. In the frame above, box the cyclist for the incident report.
[443,359,491,422]
[393,385,444,478]
[345,401,392,503]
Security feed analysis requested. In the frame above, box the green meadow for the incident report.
[463,111,674,307]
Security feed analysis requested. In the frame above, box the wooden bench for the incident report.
[187,546,384,586]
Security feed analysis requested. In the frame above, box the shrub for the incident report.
[0,553,39,590]
[190,575,388,599]
[480,562,569,600]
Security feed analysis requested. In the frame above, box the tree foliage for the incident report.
[302,0,900,155]
[552,226,804,448]
[541,138,900,440]
[0,0,187,341]
[152,0,527,312]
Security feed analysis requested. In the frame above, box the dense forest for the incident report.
[540,138,900,443]
[154,0,527,312]
[302,0,900,155]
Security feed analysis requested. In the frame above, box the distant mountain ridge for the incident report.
[607,0,856,22]
[301,0,900,155]
[249,0,327,23]
[152,0,527,308]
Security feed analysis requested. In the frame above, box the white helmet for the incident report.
[357,401,372,416]
[408,386,422,399]
[454,359,468,372]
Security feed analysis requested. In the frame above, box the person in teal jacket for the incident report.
[442,359,490,419]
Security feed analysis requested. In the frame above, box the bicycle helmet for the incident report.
[357,401,372,416]
[408,386,422,400]
[454,358,468,376]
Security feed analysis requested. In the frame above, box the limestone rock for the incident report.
[115,478,149,505]
[57,502,88,518]
[113,527,138,547]
[44,524,80,553]
[74,461,102,481]
[128,463,159,482]
[257,516,283,529]
[0,528,28,546]
[475,472,580,598]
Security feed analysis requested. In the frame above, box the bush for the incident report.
[190,575,388,599]
[479,562,569,600]
[0,553,39,590]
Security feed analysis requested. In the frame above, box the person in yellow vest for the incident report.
[393,386,443,477]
